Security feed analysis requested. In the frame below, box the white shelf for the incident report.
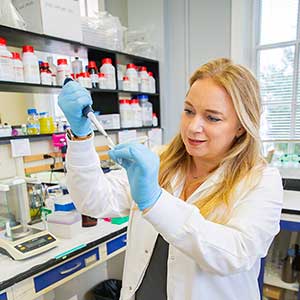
[264,272,299,292]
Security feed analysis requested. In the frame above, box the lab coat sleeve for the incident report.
[143,167,283,275]
[65,136,132,218]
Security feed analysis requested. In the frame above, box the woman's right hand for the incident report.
[58,81,93,137]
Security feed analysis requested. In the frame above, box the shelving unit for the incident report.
[0,24,161,141]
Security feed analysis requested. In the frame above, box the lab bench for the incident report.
[0,220,127,300]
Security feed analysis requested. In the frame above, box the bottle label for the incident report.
[0,55,14,81]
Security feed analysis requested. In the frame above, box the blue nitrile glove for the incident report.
[58,81,92,136]
[108,143,162,211]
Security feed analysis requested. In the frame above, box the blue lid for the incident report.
[39,112,47,116]
[137,94,148,101]
[27,108,37,115]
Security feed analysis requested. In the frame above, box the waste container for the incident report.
[92,279,122,300]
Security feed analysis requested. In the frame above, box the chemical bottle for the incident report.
[11,52,24,82]
[152,113,158,127]
[82,72,92,88]
[39,112,54,134]
[139,66,149,92]
[119,99,132,128]
[100,58,116,89]
[27,108,40,135]
[57,58,71,86]
[0,37,14,82]
[148,71,156,93]
[76,73,85,86]
[122,76,131,91]
[88,61,98,88]
[117,63,124,89]
[71,57,83,76]
[138,94,153,127]
[131,99,142,127]
[22,45,40,84]
[47,56,57,86]
[98,72,107,89]
[125,63,138,91]
[40,62,52,85]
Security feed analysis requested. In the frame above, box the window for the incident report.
[256,0,300,159]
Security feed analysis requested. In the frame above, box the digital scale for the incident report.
[0,177,58,260]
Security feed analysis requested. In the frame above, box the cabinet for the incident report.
[0,24,161,144]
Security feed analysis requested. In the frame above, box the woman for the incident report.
[58,58,283,300]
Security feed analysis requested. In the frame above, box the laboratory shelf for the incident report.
[264,271,299,292]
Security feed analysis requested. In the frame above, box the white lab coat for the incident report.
[66,137,283,300]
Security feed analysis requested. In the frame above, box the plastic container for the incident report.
[47,56,57,86]
[27,108,40,135]
[125,63,138,91]
[40,62,52,85]
[22,45,40,84]
[152,112,158,127]
[100,58,116,89]
[119,99,132,128]
[0,37,14,82]
[56,58,71,86]
[88,61,98,88]
[82,72,92,88]
[139,66,149,92]
[39,112,54,134]
[131,99,142,127]
[98,72,107,89]
[117,64,124,89]
[148,71,156,93]
[71,57,83,76]
[122,76,131,91]
[11,52,24,82]
[138,94,153,126]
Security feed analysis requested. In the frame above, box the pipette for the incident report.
[63,78,116,149]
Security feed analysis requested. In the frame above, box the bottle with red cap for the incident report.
[0,37,14,81]
[125,63,138,91]
[40,62,52,85]
[57,58,71,86]
[139,66,149,92]
[98,73,107,89]
[22,45,40,84]
[11,52,24,82]
[100,58,116,89]
[148,71,156,93]
[88,61,99,88]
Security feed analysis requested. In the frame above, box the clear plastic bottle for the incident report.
[152,112,158,127]
[100,58,116,89]
[117,63,124,89]
[71,57,83,77]
[27,108,40,135]
[138,94,153,127]
[119,99,132,128]
[126,63,138,91]
[22,45,40,84]
[57,58,71,86]
[122,76,131,91]
[11,52,24,82]
[47,56,57,86]
[148,71,156,93]
[88,61,98,88]
[139,66,149,92]
[131,98,142,127]
[0,37,14,82]
[40,62,52,85]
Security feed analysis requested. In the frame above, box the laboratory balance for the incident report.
[0,177,57,260]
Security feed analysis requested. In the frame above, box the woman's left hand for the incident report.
[108,143,162,211]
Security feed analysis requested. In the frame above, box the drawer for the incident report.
[0,293,7,300]
[106,233,127,255]
[34,247,99,292]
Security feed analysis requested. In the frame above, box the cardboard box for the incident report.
[13,0,82,42]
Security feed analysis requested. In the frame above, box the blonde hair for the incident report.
[159,58,266,224]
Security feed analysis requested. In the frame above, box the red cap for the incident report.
[11,52,21,60]
[140,66,147,72]
[22,45,34,53]
[119,99,130,104]
[71,73,75,79]
[76,73,83,78]
[131,99,139,104]
[82,72,90,77]
[127,63,135,69]
[148,71,153,77]
[123,76,129,81]
[0,37,7,46]
[88,61,97,69]
[41,62,49,67]
[102,58,112,64]
[152,113,157,117]
[98,73,105,78]
[57,58,68,65]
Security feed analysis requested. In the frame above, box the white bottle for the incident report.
[148,71,156,93]
[126,64,139,91]
[139,66,149,92]
[0,37,14,82]
[131,99,142,127]
[98,72,107,89]
[11,52,24,82]
[56,58,71,86]
[22,45,40,84]
[152,113,158,127]
[138,94,153,127]
[76,73,85,86]
[47,56,57,86]
[122,76,131,91]
[100,58,116,89]
[83,72,92,88]
[117,64,124,89]
[72,57,83,76]
[40,62,52,85]
[119,99,132,128]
